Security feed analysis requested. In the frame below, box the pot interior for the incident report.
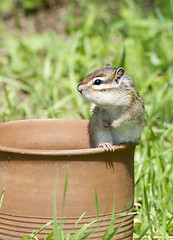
[0,119,90,151]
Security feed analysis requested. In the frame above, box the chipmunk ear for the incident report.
[117,67,125,78]
[104,63,111,68]
[115,67,125,85]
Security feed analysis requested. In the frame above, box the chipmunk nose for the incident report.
[77,84,83,93]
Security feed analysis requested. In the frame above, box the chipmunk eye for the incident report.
[93,79,102,85]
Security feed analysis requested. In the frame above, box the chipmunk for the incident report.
[77,63,145,152]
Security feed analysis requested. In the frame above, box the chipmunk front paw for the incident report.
[98,142,114,152]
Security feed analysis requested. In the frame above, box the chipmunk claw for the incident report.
[99,143,114,152]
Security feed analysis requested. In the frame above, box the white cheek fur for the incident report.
[92,84,112,90]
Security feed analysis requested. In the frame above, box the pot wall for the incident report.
[0,119,135,239]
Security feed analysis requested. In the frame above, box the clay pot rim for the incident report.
[0,119,136,156]
[0,144,134,156]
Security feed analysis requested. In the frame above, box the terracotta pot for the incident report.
[0,119,135,239]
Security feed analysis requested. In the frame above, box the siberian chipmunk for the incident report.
[77,63,145,152]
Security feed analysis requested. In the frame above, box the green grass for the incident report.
[0,0,173,239]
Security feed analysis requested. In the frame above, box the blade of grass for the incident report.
[80,229,97,240]
[3,83,12,111]
[106,221,123,240]
[53,180,59,240]
[0,76,31,92]
[143,185,155,238]
[69,220,97,240]
[0,188,5,209]
[102,205,116,240]
[54,170,68,240]
[136,220,155,240]
[61,170,68,221]
[143,185,150,222]
[72,212,86,230]
[32,220,53,238]
[95,186,99,240]
[21,235,38,240]
[45,231,54,240]
[66,212,86,238]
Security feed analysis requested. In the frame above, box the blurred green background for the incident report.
[0,0,173,239]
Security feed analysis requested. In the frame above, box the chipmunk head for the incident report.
[77,63,135,107]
